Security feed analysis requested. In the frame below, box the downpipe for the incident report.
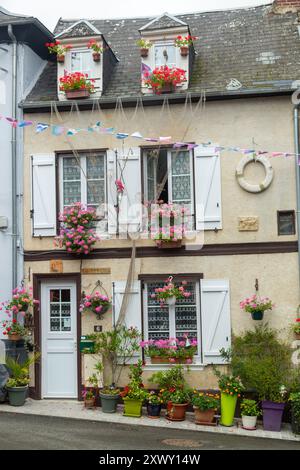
[7,24,18,290]
[293,105,300,293]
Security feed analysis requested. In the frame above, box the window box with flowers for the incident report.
[136,38,153,57]
[174,34,198,56]
[144,66,186,95]
[88,39,103,62]
[140,336,196,364]
[151,203,188,249]
[240,294,274,321]
[45,40,72,63]
[59,72,95,99]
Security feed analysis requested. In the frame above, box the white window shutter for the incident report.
[31,154,57,237]
[194,147,222,230]
[118,147,142,234]
[201,279,231,364]
[113,280,142,357]
[107,150,117,235]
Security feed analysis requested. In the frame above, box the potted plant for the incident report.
[151,203,189,248]
[240,294,274,321]
[121,361,147,417]
[136,38,153,57]
[45,40,72,63]
[289,392,300,434]
[240,399,261,430]
[191,391,220,425]
[174,34,198,56]
[152,276,191,307]
[80,292,111,317]
[146,391,164,419]
[143,65,186,94]
[82,388,96,409]
[88,39,103,62]
[161,386,191,422]
[59,72,95,99]
[92,326,140,413]
[2,320,29,342]
[5,354,39,406]
[1,286,39,317]
[261,386,287,432]
[55,203,99,254]
[292,318,300,340]
[140,336,197,364]
[214,369,243,427]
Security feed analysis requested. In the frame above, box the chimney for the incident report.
[273,0,300,13]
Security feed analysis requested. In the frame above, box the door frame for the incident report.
[32,273,81,400]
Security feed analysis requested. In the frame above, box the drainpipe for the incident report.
[7,25,18,290]
[294,105,300,292]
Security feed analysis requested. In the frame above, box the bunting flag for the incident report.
[1,112,300,162]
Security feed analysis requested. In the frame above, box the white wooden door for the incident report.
[41,281,78,398]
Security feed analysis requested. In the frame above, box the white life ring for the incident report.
[236,154,274,193]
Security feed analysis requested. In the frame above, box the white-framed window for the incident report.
[144,148,195,226]
[154,43,176,67]
[143,279,202,363]
[71,49,91,76]
[59,152,106,210]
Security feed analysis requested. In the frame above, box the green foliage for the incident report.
[289,393,300,422]
[149,365,186,389]
[213,368,244,396]
[121,360,148,401]
[166,388,191,405]
[6,354,40,387]
[147,390,164,405]
[240,399,261,417]
[191,391,220,410]
[224,325,292,402]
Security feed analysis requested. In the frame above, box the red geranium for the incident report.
[46,41,72,56]
[143,66,186,93]
[175,35,198,47]
[59,72,95,93]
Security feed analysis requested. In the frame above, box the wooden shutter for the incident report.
[31,154,57,237]
[194,147,222,231]
[201,279,231,364]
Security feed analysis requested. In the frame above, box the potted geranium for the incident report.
[146,391,164,419]
[55,203,99,254]
[191,391,220,425]
[59,72,95,99]
[143,65,186,94]
[136,38,153,57]
[45,40,72,63]
[80,292,111,317]
[140,336,197,364]
[240,399,261,430]
[121,361,147,417]
[289,392,300,435]
[174,34,198,56]
[82,388,96,409]
[88,39,103,62]
[152,276,191,306]
[292,318,300,340]
[2,320,28,342]
[5,354,39,406]
[240,294,274,321]
[214,369,243,427]
[162,386,191,422]
[1,286,39,316]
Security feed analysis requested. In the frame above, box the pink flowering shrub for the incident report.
[55,203,99,255]
[150,203,189,243]
[80,291,111,316]
[140,336,197,363]
[0,286,39,316]
[240,294,274,314]
[152,276,191,306]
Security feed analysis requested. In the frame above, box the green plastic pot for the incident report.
[251,311,264,321]
[220,392,238,426]
[100,392,120,413]
[123,398,143,417]
[7,386,28,406]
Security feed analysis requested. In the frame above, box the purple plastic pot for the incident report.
[262,401,285,432]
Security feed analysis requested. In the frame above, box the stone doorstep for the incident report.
[0,399,300,442]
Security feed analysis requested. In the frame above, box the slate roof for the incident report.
[0,7,29,25]
[23,3,300,107]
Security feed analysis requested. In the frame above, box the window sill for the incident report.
[143,363,205,371]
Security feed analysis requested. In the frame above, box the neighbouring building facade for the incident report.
[0,7,52,337]
[20,1,300,399]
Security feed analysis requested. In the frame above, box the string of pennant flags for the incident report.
[1,114,300,162]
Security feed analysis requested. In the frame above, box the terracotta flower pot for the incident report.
[150,356,168,364]
[93,52,101,62]
[152,83,175,95]
[140,48,149,57]
[84,398,96,409]
[155,239,182,249]
[294,333,300,340]
[166,402,188,421]
[8,333,22,342]
[57,54,65,63]
[65,89,90,100]
[180,46,189,56]
[194,407,215,424]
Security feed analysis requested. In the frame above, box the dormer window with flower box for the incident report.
[47,20,118,101]
[139,13,197,95]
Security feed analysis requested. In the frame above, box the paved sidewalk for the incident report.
[0,399,299,442]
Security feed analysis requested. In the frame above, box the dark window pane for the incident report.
[61,289,70,302]
[50,290,60,302]
[278,211,295,235]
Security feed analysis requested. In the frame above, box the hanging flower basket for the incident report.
[151,276,191,306]
[166,296,176,306]
[80,292,111,317]
[45,41,72,62]
[251,310,264,321]
[92,52,101,62]
[57,54,65,63]
[240,295,274,321]
[180,46,189,57]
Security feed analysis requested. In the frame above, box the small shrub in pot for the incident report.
[240,399,261,430]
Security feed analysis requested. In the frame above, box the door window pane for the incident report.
[49,289,71,332]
